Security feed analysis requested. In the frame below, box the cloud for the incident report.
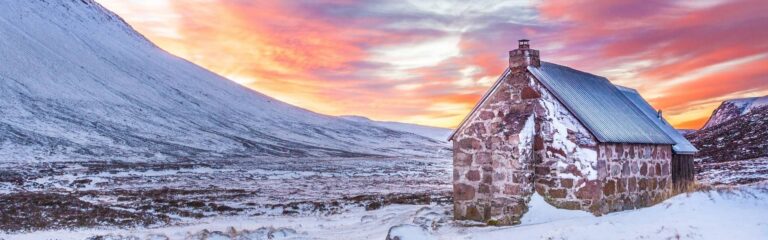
[98,0,768,129]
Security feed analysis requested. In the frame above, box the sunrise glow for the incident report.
[97,0,768,129]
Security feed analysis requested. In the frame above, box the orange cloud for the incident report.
[97,0,768,130]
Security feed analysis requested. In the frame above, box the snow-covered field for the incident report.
[3,183,767,239]
[1,157,767,240]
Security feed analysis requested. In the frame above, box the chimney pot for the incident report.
[518,39,530,49]
[509,39,540,70]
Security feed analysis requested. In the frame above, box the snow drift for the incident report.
[0,0,448,161]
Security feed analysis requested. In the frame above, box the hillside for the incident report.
[688,105,768,162]
[340,116,452,142]
[702,96,768,129]
[0,0,448,162]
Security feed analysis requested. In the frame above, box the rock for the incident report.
[454,183,476,201]
[454,152,473,166]
[504,184,521,195]
[521,86,541,99]
[603,180,616,196]
[458,138,482,151]
[475,152,492,165]
[466,170,481,181]
[268,227,298,239]
[86,235,141,240]
[385,224,432,240]
[560,179,574,188]
[366,201,382,211]
[412,207,447,230]
[361,215,377,224]
[479,111,495,120]
[576,180,601,200]
[548,188,567,198]
[465,205,483,221]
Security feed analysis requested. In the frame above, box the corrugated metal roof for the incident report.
[617,86,698,154]
[528,62,675,144]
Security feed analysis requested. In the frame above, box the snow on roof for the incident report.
[528,62,674,144]
[616,86,698,154]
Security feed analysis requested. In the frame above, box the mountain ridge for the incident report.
[0,0,448,162]
[688,105,768,162]
[339,115,451,142]
[702,95,768,129]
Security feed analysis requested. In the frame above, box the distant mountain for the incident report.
[702,96,768,129]
[677,129,697,136]
[340,116,451,142]
[687,105,768,162]
[0,0,448,162]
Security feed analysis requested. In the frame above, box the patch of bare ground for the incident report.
[104,188,252,219]
[0,157,452,232]
[344,192,452,211]
[0,192,167,233]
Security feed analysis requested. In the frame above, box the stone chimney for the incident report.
[509,39,540,70]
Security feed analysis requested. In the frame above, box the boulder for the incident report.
[385,224,432,240]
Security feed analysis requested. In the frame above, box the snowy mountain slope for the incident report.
[702,96,768,129]
[0,0,448,161]
[688,105,768,162]
[340,116,451,142]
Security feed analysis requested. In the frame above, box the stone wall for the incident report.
[452,69,537,225]
[452,66,674,225]
[528,79,673,215]
[533,142,673,215]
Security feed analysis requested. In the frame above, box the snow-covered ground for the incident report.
[1,156,767,239]
[4,183,767,240]
[697,157,768,185]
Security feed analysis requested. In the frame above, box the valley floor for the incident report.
[1,157,767,239]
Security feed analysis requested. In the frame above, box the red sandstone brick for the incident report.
[535,166,550,175]
[548,188,568,198]
[476,152,491,165]
[478,184,491,194]
[482,172,492,184]
[561,178,574,188]
[458,138,482,151]
[533,135,544,150]
[603,180,616,196]
[479,111,495,120]
[454,183,476,201]
[504,184,520,195]
[466,170,481,181]
[638,178,648,191]
[454,152,473,166]
[655,163,662,176]
[576,180,601,200]
[521,86,541,99]
[621,161,630,177]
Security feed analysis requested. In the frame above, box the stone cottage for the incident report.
[448,40,698,225]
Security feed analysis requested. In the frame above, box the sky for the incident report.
[96,0,768,129]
